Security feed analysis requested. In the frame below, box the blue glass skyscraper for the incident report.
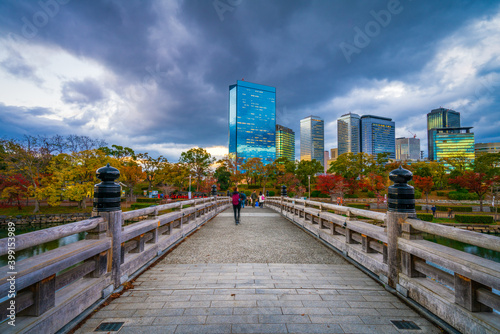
[360,115,395,158]
[228,80,276,165]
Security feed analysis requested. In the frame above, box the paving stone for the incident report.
[231,323,288,333]
[282,307,332,315]
[152,315,207,325]
[259,314,312,324]
[119,325,176,334]
[174,324,231,333]
[205,315,258,324]
[233,307,282,315]
[133,308,185,317]
[183,307,234,316]
[286,323,344,333]
[340,323,401,333]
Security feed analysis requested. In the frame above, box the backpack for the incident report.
[232,192,240,205]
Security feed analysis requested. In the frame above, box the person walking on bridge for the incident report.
[251,190,257,208]
[231,187,242,225]
[259,191,265,208]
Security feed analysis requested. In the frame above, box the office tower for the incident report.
[330,148,338,160]
[434,127,475,164]
[276,124,295,162]
[228,80,276,165]
[337,113,360,155]
[427,108,460,161]
[396,137,421,160]
[360,115,395,158]
[324,151,330,173]
[300,116,325,167]
[475,142,500,156]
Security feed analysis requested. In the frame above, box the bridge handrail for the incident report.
[0,216,105,256]
[405,217,500,252]
[122,197,225,220]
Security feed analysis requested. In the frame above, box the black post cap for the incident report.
[94,163,121,212]
[281,185,287,197]
[211,184,217,196]
[388,166,415,214]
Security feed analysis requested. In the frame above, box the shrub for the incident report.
[238,184,248,189]
[415,205,422,211]
[448,191,479,200]
[268,191,275,196]
[436,191,446,197]
[344,194,359,198]
[248,185,261,189]
[454,214,494,224]
[136,198,159,203]
[414,189,422,199]
[367,191,375,198]
[318,193,329,198]
[287,191,295,198]
[346,204,366,209]
[417,213,433,222]
[435,205,472,212]
[244,190,251,197]
[130,203,155,210]
[311,190,322,198]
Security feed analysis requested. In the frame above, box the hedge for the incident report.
[137,198,159,203]
[414,189,422,199]
[346,204,367,209]
[311,190,322,197]
[448,191,479,200]
[243,190,251,196]
[130,203,156,210]
[454,214,494,224]
[344,194,359,198]
[367,191,375,198]
[416,213,433,222]
[268,191,275,196]
[247,185,261,189]
[435,205,472,212]
[436,191,446,197]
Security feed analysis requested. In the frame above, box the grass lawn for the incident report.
[0,206,93,217]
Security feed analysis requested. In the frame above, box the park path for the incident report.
[74,207,441,333]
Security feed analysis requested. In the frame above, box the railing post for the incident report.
[386,166,416,289]
[93,163,122,289]
[281,185,287,214]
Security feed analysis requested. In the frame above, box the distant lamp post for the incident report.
[308,175,311,199]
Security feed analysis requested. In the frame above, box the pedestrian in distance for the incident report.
[240,191,247,209]
[251,190,257,208]
[231,187,241,224]
[431,205,436,217]
[259,191,265,208]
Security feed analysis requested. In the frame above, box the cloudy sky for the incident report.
[1,0,499,161]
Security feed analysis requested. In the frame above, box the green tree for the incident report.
[328,152,373,180]
[295,159,323,186]
[179,148,215,191]
[241,158,264,185]
[214,165,231,191]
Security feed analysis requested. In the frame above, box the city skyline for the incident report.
[1,1,499,162]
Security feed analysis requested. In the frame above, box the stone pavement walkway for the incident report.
[75,207,442,333]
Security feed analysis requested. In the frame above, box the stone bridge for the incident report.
[0,166,499,333]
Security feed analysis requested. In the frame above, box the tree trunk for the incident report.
[81,198,87,209]
[426,193,429,205]
[479,198,483,212]
[33,199,40,213]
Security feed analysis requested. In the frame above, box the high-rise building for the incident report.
[337,113,360,155]
[324,151,330,173]
[434,127,475,163]
[396,137,421,160]
[326,148,338,173]
[427,108,460,161]
[276,124,295,162]
[360,115,395,158]
[475,142,500,156]
[228,80,276,165]
[300,116,325,167]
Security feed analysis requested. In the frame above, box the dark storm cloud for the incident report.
[0,104,65,137]
[61,78,104,104]
[0,0,499,160]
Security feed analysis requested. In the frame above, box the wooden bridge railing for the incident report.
[266,196,500,333]
[0,196,230,333]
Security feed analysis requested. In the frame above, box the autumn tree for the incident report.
[119,163,146,200]
[0,136,53,213]
[449,171,492,211]
[0,174,30,210]
[241,158,264,185]
[137,152,168,193]
[413,175,434,204]
[316,174,349,201]
[277,172,300,195]
[179,148,215,192]
[218,154,244,186]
